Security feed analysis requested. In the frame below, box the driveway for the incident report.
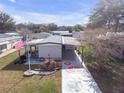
[62,50,102,93]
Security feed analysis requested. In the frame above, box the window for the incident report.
[1,44,7,50]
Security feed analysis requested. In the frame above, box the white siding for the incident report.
[7,43,12,50]
[38,44,62,59]
[72,31,80,38]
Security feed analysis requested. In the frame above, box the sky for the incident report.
[0,0,99,26]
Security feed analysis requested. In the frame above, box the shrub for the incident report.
[82,45,96,63]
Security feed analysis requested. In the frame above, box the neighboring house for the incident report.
[0,33,21,54]
[5,32,19,36]
[51,31,72,37]
[31,32,51,39]
[72,31,81,38]
[28,35,80,62]
[51,30,81,38]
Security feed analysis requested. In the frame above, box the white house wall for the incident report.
[72,31,80,38]
[7,43,12,50]
[0,37,21,53]
[38,44,62,59]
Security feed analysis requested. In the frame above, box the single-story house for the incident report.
[28,35,80,62]
[31,32,51,39]
[5,32,19,36]
[51,31,72,37]
[0,34,21,54]
[51,30,81,38]
[72,31,81,38]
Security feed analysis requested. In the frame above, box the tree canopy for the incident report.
[16,23,84,33]
[89,0,124,32]
[0,11,84,33]
[0,11,15,33]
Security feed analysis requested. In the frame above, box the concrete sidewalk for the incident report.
[0,49,16,58]
[62,50,102,93]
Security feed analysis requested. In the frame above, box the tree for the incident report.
[0,11,15,33]
[26,23,41,33]
[39,24,48,32]
[74,24,84,31]
[57,26,66,31]
[47,23,57,31]
[16,23,84,33]
[89,0,124,32]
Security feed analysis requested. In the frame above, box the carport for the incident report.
[62,36,80,50]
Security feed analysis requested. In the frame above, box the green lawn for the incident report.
[0,49,61,93]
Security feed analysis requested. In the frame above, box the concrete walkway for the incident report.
[62,50,102,93]
[0,49,16,58]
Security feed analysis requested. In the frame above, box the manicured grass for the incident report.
[0,49,61,93]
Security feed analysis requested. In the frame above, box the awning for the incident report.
[0,41,9,45]
[62,37,81,46]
